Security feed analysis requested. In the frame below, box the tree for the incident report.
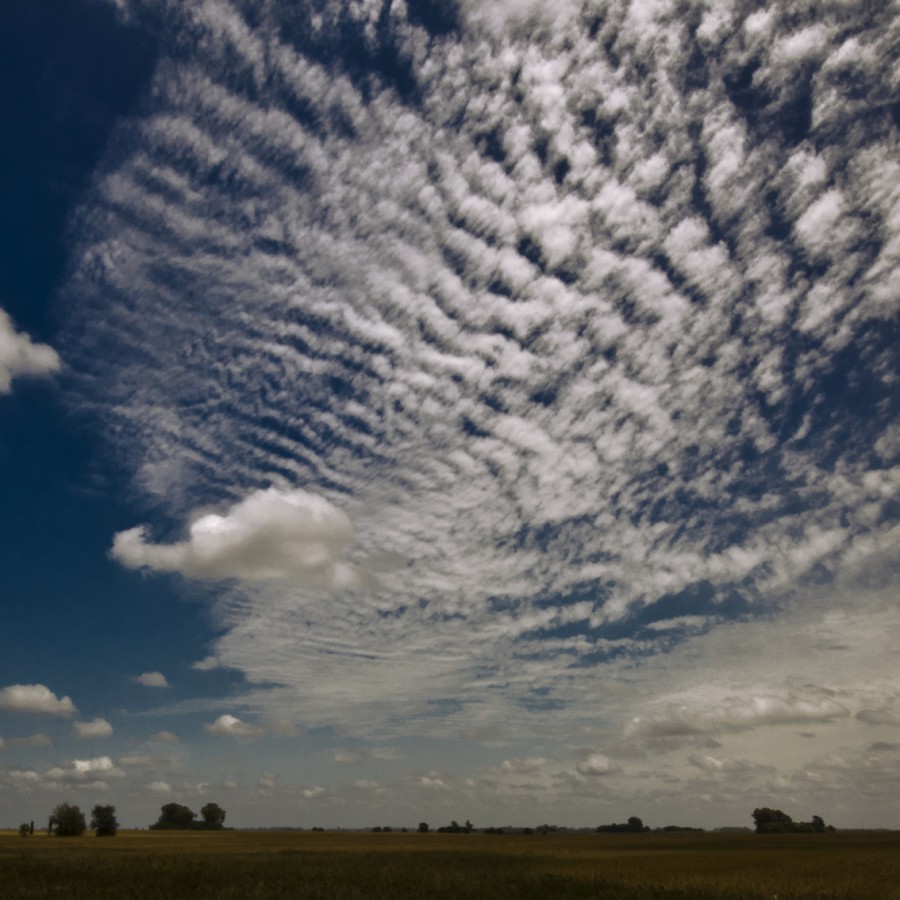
[51,803,87,837]
[200,802,226,829]
[752,808,794,833]
[417,822,430,833]
[91,804,119,837]
[151,803,196,830]
[18,823,30,837]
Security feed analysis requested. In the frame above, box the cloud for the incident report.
[148,780,172,793]
[191,656,220,671]
[0,733,53,748]
[72,717,114,738]
[112,487,358,586]
[626,694,850,742]
[134,671,169,687]
[0,684,76,716]
[334,749,367,765]
[56,0,900,826]
[204,714,265,739]
[47,756,126,783]
[576,754,617,777]
[0,309,61,394]
[149,730,180,743]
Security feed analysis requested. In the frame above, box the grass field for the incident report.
[2,828,898,899]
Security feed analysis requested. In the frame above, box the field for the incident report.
[2,829,898,899]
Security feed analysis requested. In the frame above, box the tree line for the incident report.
[20,801,228,837]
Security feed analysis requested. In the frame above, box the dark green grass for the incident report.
[2,829,898,899]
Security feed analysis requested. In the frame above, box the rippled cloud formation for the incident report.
[64,0,898,763]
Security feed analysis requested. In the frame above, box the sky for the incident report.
[1,0,899,832]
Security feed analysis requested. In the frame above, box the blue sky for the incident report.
[1,0,899,831]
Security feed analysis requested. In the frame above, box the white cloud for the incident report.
[112,487,357,585]
[47,756,126,783]
[0,309,61,394]
[192,656,220,671]
[149,730,180,743]
[134,671,169,687]
[205,714,265,739]
[148,780,172,793]
[72,717,114,738]
[576,754,616,777]
[0,684,76,716]
[51,0,900,828]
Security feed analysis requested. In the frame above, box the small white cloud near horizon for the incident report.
[0,684,76,716]
[72,717,114,738]
[205,714,265,739]
[148,780,172,793]
[0,308,61,394]
[149,730,180,743]
[134,671,169,687]
[111,487,358,586]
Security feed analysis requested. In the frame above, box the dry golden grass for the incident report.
[2,828,898,898]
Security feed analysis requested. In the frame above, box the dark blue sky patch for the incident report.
[0,0,157,336]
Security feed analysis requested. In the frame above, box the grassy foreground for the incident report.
[2,828,898,899]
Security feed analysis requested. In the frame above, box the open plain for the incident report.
[2,829,898,899]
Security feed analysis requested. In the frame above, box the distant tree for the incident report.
[51,803,87,837]
[18,823,30,837]
[91,804,119,837]
[464,819,474,833]
[596,817,650,834]
[199,802,226,829]
[752,808,831,834]
[151,803,196,830]
[418,822,430,833]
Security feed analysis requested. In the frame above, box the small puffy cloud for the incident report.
[134,671,169,687]
[302,786,325,799]
[73,717,114,738]
[8,768,42,784]
[149,730,180,743]
[334,749,367,765]
[47,756,126,783]
[148,780,172,793]
[257,773,276,790]
[205,714,265,738]
[0,684,76,716]
[192,656,220,671]
[576,753,616,776]
[111,487,356,585]
[0,309,61,394]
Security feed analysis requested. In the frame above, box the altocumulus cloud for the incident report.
[58,0,900,820]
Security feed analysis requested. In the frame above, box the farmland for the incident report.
[2,829,898,899]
